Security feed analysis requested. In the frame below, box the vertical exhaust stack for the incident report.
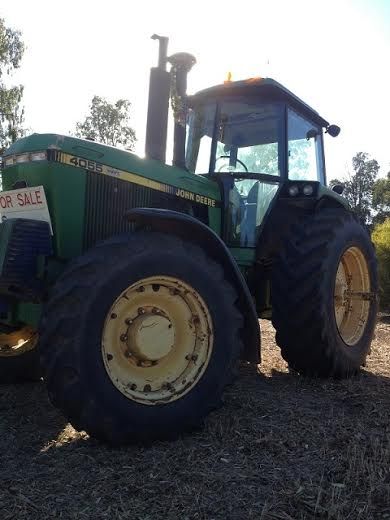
[168,53,196,169]
[145,35,171,163]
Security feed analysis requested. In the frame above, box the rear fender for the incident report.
[125,208,260,363]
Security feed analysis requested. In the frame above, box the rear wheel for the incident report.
[0,327,40,383]
[271,209,378,377]
[39,232,243,444]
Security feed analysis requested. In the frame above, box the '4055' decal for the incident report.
[69,156,103,173]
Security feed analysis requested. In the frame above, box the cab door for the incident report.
[212,101,284,248]
[220,175,280,248]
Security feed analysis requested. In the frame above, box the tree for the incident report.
[0,18,25,154]
[372,218,390,311]
[372,172,390,225]
[75,96,136,150]
[330,152,380,225]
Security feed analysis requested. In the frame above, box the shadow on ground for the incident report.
[1,320,390,520]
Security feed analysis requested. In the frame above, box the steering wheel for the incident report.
[216,155,248,173]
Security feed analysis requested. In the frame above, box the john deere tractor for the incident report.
[0,35,377,444]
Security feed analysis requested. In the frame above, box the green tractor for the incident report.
[0,35,377,444]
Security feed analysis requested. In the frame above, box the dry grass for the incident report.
[1,318,390,519]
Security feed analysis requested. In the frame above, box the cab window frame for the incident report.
[286,108,325,184]
[209,98,286,178]
[185,97,287,179]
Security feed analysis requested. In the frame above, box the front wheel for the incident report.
[271,209,378,377]
[39,232,243,444]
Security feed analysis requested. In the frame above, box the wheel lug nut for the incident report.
[138,307,145,315]
[111,313,117,319]
[125,318,133,325]
[120,334,128,342]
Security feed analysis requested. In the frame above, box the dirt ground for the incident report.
[1,318,390,520]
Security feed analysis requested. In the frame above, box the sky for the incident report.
[1,0,390,179]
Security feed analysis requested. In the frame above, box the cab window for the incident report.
[288,109,324,182]
[215,101,281,176]
[186,101,282,176]
[186,103,216,174]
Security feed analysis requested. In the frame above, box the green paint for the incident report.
[4,133,221,204]
[229,247,256,267]
[1,133,224,330]
[207,206,221,235]
[3,145,86,260]
[16,302,42,328]
[318,184,350,209]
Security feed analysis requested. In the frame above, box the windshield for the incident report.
[186,100,282,176]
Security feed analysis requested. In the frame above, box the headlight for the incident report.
[288,185,299,197]
[31,151,47,161]
[303,184,314,196]
[15,153,30,163]
[2,151,47,167]
[3,156,14,167]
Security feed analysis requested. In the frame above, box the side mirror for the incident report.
[326,124,341,137]
[332,184,344,195]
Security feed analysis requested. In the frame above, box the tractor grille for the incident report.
[83,172,154,249]
[83,171,210,249]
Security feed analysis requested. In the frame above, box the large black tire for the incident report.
[39,232,243,444]
[271,208,378,377]
[0,329,41,383]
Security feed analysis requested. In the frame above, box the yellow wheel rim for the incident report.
[334,246,372,346]
[0,327,38,358]
[101,276,213,405]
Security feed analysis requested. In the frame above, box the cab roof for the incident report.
[190,77,329,128]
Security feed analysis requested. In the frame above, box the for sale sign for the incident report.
[0,186,53,233]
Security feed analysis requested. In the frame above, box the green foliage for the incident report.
[372,172,390,225]
[0,18,25,154]
[372,218,390,311]
[330,152,380,225]
[238,143,278,174]
[75,96,136,150]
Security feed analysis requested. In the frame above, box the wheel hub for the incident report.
[101,276,213,405]
[334,246,372,346]
[127,312,174,361]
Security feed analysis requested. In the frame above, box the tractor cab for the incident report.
[185,78,337,247]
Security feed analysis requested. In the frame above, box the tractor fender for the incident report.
[125,208,260,363]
